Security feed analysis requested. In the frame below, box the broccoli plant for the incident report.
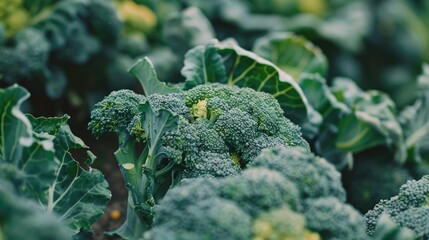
[88,58,308,239]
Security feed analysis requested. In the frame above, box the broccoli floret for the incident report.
[253,206,321,240]
[344,157,412,212]
[182,151,240,178]
[304,197,368,240]
[148,93,191,118]
[249,146,346,201]
[392,208,429,237]
[364,175,429,238]
[240,133,285,164]
[153,178,252,240]
[88,89,146,138]
[219,168,301,216]
[371,214,415,240]
[214,108,259,150]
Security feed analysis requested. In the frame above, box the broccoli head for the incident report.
[147,146,364,240]
[364,175,429,238]
[164,84,309,176]
[89,83,308,179]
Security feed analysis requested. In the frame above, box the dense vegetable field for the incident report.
[1,0,429,239]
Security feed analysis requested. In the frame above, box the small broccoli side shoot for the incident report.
[88,89,146,139]
[364,175,429,238]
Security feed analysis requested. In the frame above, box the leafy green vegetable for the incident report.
[0,179,71,240]
[253,32,328,79]
[400,92,429,163]
[299,74,405,168]
[129,57,181,96]
[0,84,110,236]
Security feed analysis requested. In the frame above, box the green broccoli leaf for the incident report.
[163,7,215,57]
[400,91,429,163]
[129,57,181,96]
[332,78,405,162]
[0,85,110,236]
[27,115,111,234]
[182,41,227,89]
[0,179,71,240]
[299,75,406,168]
[0,85,58,194]
[253,32,328,80]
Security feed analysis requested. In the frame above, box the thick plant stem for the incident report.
[113,136,153,239]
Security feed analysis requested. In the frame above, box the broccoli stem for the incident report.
[113,134,154,238]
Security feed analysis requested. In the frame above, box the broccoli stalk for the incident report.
[95,101,179,238]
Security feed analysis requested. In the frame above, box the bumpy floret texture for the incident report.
[88,89,146,138]
[182,84,308,149]
[89,84,308,179]
[249,146,346,201]
[152,178,252,240]
[218,168,301,216]
[304,197,368,240]
[148,146,365,240]
[364,175,429,238]
[182,152,240,178]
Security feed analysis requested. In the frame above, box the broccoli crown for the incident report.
[88,89,146,138]
[248,146,346,201]
[183,84,308,147]
[303,197,368,240]
[364,175,429,238]
[148,146,363,240]
[167,84,308,177]
[89,84,308,179]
